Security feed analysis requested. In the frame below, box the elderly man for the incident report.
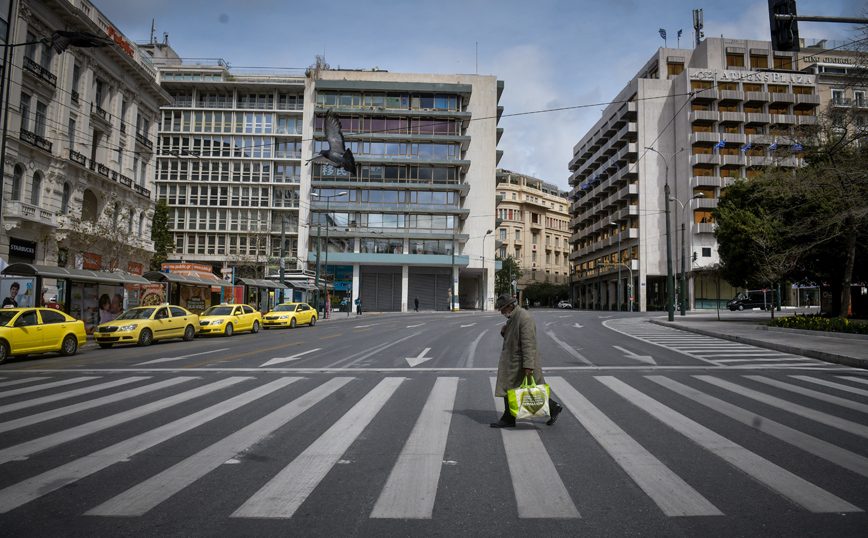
[491,293,563,428]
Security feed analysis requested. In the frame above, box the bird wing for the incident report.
[308,155,337,166]
[323,110,347,153]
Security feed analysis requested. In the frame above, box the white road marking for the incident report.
[0,376,149,415]
[87,377,352,517]
[460,323,476,328]
[407,323,425,328]
[490,378,580,519]
[573,323,584,328]
[0,377,99,399]
[612,345,656,365]
[232,377,405,519]
[547,377,720,517]
[464,330,489,368]
[0,377,50,388]
[599,376,860,513]
[260,348,321,367]
[546,330,593,366]
[406,348,433,367]
[137,349,230,365]
[371,377,459,519]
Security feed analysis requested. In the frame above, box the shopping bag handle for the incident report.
[521,375,537,389]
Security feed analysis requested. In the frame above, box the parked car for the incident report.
[0,307,86,364]
[557,301,573,309]
[726,290,779,311]
[94,305,199,348]
[198,304,262,336]
[263,302,317,329]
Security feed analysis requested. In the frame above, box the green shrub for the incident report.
[769,315,868,335]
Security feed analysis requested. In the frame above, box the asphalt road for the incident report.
[1,309,867,537]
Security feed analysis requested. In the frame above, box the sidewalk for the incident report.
[651,308,868,370]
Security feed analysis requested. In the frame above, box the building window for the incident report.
[855,91,866,108]
[500,228,506,240]
[19,93,31,131]
[667,62,684,76]
[832,89,846,106]
[61,182,71,214]
[11,165,22,200]
[515,230,520,241]
[30,172,42,206]
[139,213,146,236]
[499,247,506,258]
[773,56,789,69]
[34,101,47,137]
[69,118,76,150]
[702,247,712,257]
[750,55,768,69]
[726,54,744,67]
[512,193,516,200]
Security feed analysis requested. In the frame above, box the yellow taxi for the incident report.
[0,307,87,364]
[93,305,199,348]
[263,302,317,329]
[198,304,262,336]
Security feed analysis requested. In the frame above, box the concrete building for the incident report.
[568,37,819,311]
[140,46,504,311]
[1,0,168,273]
[495,169,571,289]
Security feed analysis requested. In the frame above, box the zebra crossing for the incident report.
[1,371,867,524]
[605,318,838,368]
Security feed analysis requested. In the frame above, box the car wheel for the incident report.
[98,343,113,349]
[290,318,296,328]
[60,335,78,356]
[183,325,196,341]
[224,323,234,337]
[309,316,316,326]
[252,320,260,333]
[737,305,744,311]
[0,341,8,365]
[138,328,153,347]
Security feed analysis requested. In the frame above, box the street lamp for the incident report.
[311,190,347,318]
[482,229,493,311]
[669,192,704,316]
[609,220,621,312]
[646,146,685,322]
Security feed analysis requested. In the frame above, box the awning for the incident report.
[143,271,235,288]
[1,263,150,285]
[171,269,222,280]
[236,278,289,290]
[286,280,319,291]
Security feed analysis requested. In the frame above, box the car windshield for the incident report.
[0,311,17,326]
[733,292,748,301]
[116,308,156,320]
[203,306,235,316]
[272,304,296,312]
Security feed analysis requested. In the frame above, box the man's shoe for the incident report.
[547,402,563,426]
[490,419,516,428]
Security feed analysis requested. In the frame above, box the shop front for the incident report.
[235,278,290,313]
[143,271,235,315]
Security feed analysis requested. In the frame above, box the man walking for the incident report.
[414,296,419,312]
[491,293,563,428]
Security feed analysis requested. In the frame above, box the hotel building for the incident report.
[568,37,819,311]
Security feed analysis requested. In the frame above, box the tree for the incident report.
[495,255,523,296]
[149,199,172,271]
[522,281,569,307]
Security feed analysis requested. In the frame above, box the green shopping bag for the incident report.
[507,376,550,419]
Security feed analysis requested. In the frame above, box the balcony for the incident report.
[22,57,57,87]
[690,154,719,166]
[3,200,57,229]
[689,132,722,145]
[769,92,795,104]
[795,94,821,106]
[718,90,744,101]
[744,91,770,103]
[797,115,818,126]
[689,110,717,123]
[91,103,107,120]
[690,175,722,189]
[69,149,87,166]
[692,89,718,102]
[19,129,52,153]
[746,113,771,124]
[718,112,745,124]
[136,131,154,150]
[71,90,79,104]
[694,222,716,234]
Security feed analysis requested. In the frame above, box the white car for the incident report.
[557,301,573,309]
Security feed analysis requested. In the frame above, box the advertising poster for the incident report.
[179,285,210,314]
[0,277,36,308]
[96,284,125,325]
[139,284,167,307]
[70,283,98,334]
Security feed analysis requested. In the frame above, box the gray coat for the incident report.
[494,306,545,397]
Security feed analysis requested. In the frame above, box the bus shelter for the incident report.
[142,271,236,315]
[235,278,289,313]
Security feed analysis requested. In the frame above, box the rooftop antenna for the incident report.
[693,9,704,48]
[150,19,155,44]
[476,42,478,74]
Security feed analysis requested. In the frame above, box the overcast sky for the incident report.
[100,0,860,191]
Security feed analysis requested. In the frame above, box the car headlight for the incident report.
[279,315,290,319]
[118,324,138,331]
[212,319,224,324]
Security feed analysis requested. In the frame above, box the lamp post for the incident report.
[482,229,492,311]
[311,190,347,319]
[669,192,704,315]
[609,220,621,312]
[646,146,685,322]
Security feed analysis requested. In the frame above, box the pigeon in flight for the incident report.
[308,110,356,176]
[43,31,114,54]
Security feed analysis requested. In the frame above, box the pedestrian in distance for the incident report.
[355,297,362,316]
[491,293,563,428]
[414,296,419,312]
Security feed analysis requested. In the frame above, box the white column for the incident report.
[401,264,409,312]
[352,264,360,305]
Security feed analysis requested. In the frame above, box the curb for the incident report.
[757,325,868,341]
[650,319,868,371]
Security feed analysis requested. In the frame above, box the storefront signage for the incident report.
[128,262,143,275]
[107,26,135,58]
[162,262,213,273]
[690,69,814,84]
[8,237,36,260]
[80,252,102,270]
[801,55,856,65]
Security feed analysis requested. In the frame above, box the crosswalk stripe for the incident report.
[745,376,868,414]
[840,376,868,387]
[0,377,250,464]
[547,377,720,517]
[0,377,150,415]
[232,377,406,519]
[371,377,459,519]
[648,376,868,479]
[0,377,295,514]
[489,378,580,519]
[792,375,868,397]
[0,377,99,399]
[0,377,195,434]
[696,376,868,439]
[87,377,355,517]
[598,376,861,513]
[0,377,50,388]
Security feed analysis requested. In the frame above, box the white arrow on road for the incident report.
[406,348,433,367]
[137,349,229,365]
[260,348,321,367]
[407,323,425,328]
[460,323,476,328]
[613,345,657,365]
[573,323,584,329]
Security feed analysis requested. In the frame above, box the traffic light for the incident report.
[768,0,800,51]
